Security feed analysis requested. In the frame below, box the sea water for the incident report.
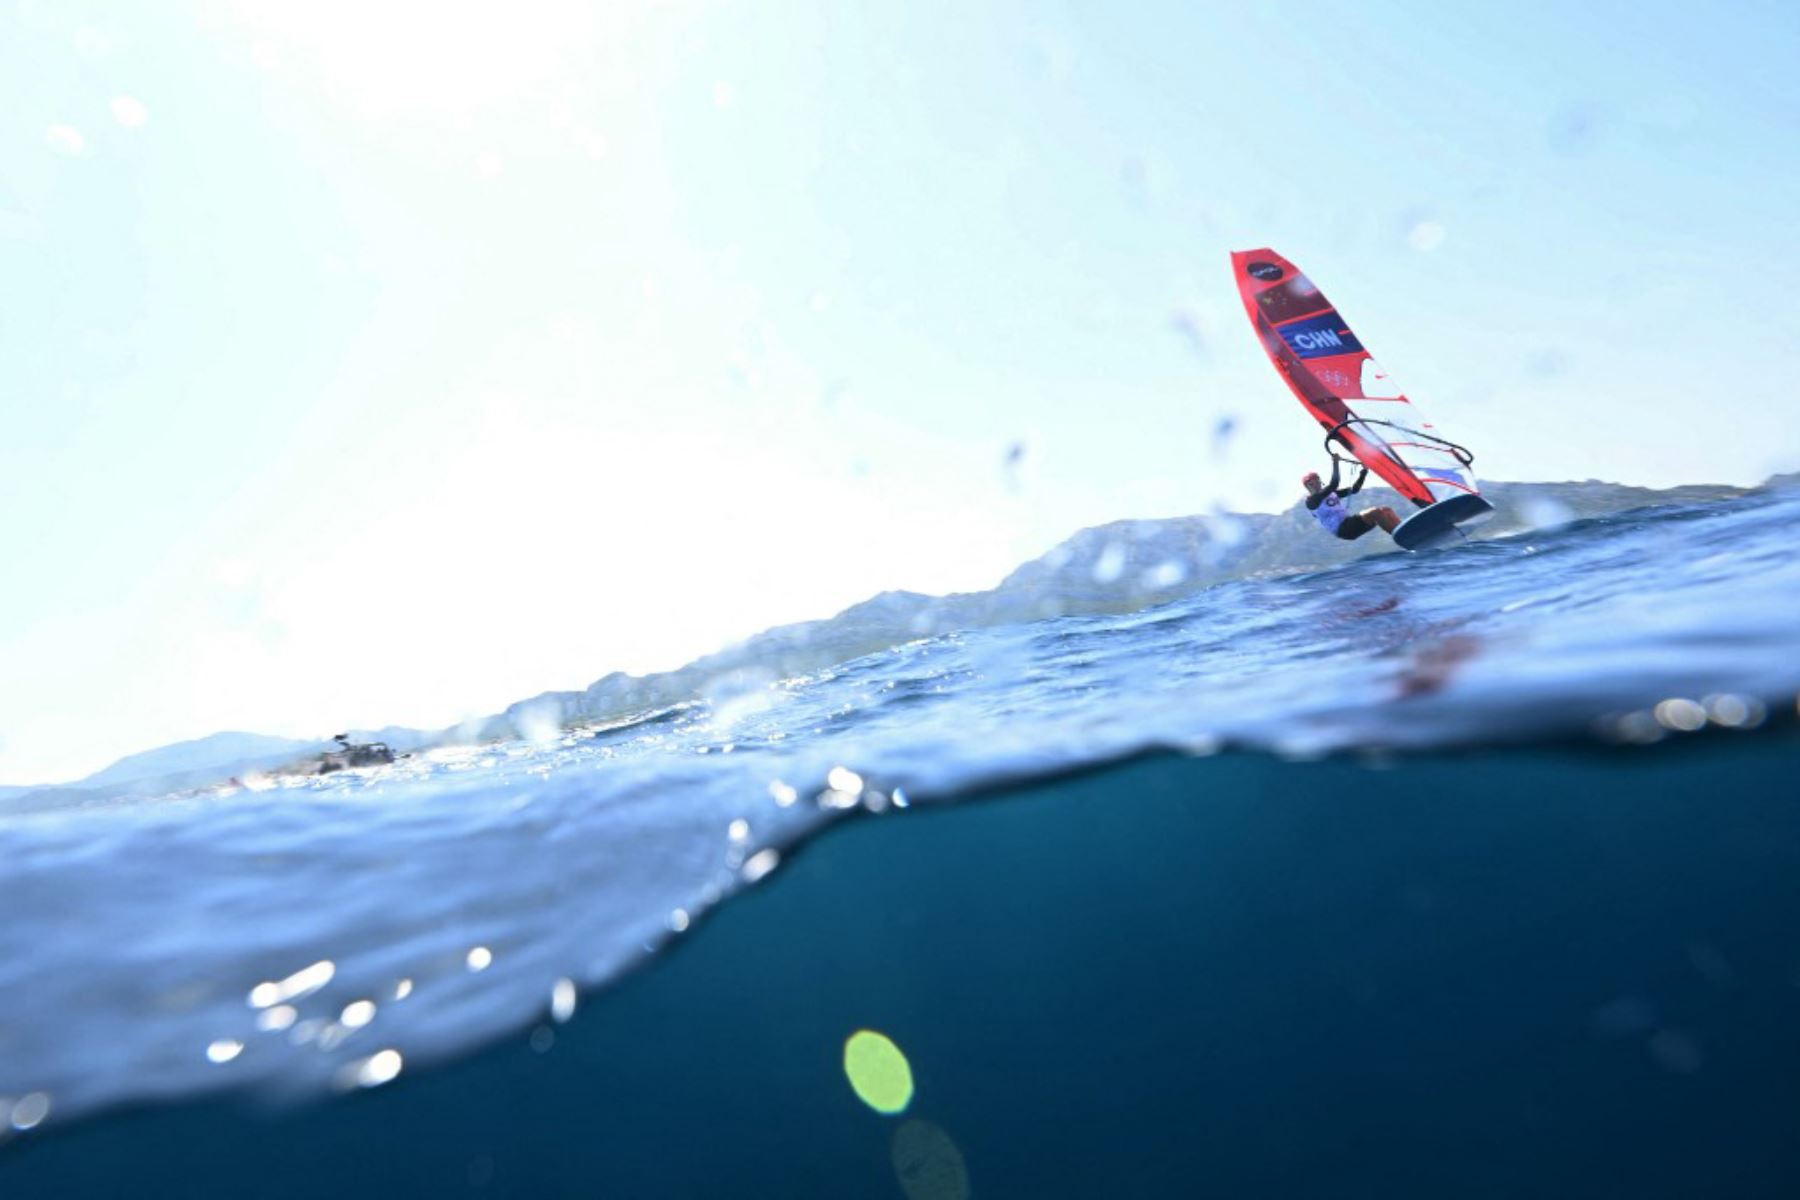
[3,489,1799,1197]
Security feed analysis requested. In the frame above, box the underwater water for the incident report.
[3,490,1799,1197]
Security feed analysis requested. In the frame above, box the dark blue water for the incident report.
[3,490,1799,1196]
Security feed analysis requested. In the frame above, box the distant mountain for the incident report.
[0,475,1768,810]
[79,731,326,790]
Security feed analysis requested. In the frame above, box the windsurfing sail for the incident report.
[1230,248,1487,516]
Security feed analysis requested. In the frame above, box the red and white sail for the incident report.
[1230,248,1480,509]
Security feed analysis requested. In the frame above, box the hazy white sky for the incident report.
[4,0,1797,783]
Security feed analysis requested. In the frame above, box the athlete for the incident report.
[1303,461,1399,541]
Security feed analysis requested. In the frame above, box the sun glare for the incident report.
[209,0,653,119]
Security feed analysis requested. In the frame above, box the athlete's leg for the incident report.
[1369,506,1400,534]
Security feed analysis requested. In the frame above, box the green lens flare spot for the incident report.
[843,1029,914,1115]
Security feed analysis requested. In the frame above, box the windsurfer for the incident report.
[1303,462,1399,541]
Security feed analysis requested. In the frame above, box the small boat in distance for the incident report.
[1231,248,1496,550]
[316,733,397,774]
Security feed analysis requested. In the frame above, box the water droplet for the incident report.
[250,960,335,1008]
[206,1039,243,1064]
[1702,693,1761,728]
[1142,560,1187,589]
[110,96,148,128]
[1652,698,1706,732]
[1407,220,1446,252]
[1609,711,1664,743]
[45,124,85,156]
[348,1049,403,1088]
[1091,542,1126,584]
[256,1005,297,1032]
[1170,308,1206,355]
[742,848,780,883]
[551,978,577,1023]
[10,1093,50,1131]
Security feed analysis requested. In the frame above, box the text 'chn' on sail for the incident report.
[1230,248,1495,551]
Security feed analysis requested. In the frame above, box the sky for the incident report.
[3,0,1797,784]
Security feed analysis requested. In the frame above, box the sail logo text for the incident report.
[1278,311,1364,360]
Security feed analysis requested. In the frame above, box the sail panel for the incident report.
[1230,248,1482,509]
